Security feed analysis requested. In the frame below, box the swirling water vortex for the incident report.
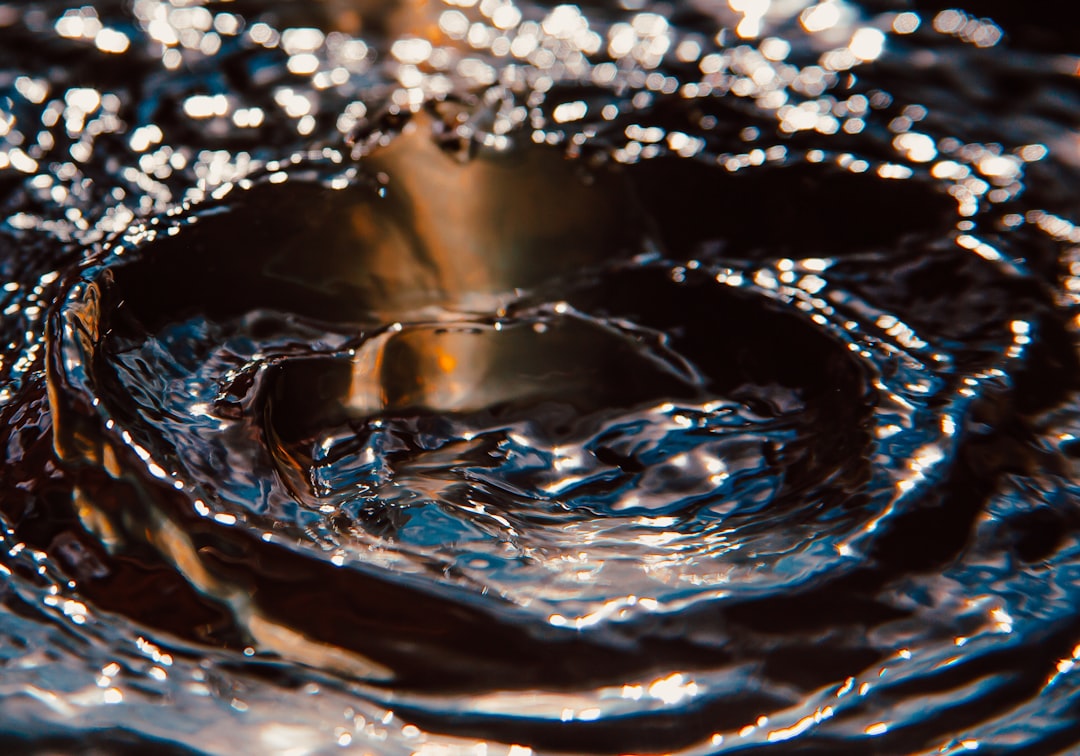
[1,0,1080,754]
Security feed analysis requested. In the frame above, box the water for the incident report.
[1,0,1080,753]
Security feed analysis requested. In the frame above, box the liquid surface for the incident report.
[2,0,1080,754]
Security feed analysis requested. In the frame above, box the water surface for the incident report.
[1,0,1080,753]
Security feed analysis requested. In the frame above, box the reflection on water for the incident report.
[2,0,1080,753]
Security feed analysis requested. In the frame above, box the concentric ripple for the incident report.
[2,0,1080,754]
[55,173,884,620]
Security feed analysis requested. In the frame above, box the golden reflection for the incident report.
[343,108,646,319]
[320,101,656,414]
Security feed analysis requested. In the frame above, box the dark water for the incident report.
[2,0,1080,753]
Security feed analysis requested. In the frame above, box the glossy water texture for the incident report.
[2,0,1080,753]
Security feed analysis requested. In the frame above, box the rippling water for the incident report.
[2,0,1080,753]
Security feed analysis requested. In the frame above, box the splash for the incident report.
[2,0,1080,753]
